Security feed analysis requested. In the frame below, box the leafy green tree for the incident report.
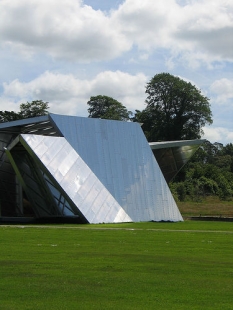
[222,143,233,173]
[171,141,233,201]
[223,143,233,157]
[19,100,49,118]
[134,73,213,142]
[0,100,49,123]
[0,111,21,122]
[87,95,131,121]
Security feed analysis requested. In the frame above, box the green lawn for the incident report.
[1,222,233,310]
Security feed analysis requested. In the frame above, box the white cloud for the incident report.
[0,0,232,146]
[1,70,147,115]
[0,0,232,66]
[112,0,180,50]
[116,0,233,67]
[210,78,233,104]
[0,0,130,62]
[203,126,233,144]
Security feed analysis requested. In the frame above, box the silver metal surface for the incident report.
[49,114,183,222]
[150,140,204,182]
[0,113,185,223]
[19,134,132,223]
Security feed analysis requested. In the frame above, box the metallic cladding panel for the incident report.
[150,141,202,183]
[21,134,132,224]
[0,115,50,130]
[49,114,183,222]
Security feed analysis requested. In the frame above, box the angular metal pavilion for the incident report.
[0,113,201,223]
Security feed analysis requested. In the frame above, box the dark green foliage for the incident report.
[0,100,49,122]
[19,100,49,118]
[222,143,233,173]
[0,110,22,122]
[173,182,187,201]
[134,73,212,141]
[171,141,233,202]
[87,95,131,121]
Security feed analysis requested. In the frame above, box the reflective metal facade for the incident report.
[150,140,205,183]
[0,114,184,223]
[49,114,183,222]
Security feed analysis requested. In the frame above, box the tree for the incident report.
[0,111,21,122]
[87,95,131,121]
[0,100,49,123]
[19,100,49,119]
[134,73,212,142]
[222,143,233,173]
[171,141,233,201]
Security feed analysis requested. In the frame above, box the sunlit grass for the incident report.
[0,222,233,309]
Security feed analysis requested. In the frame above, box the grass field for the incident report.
[177,196,233,217]
[1,221,233,310]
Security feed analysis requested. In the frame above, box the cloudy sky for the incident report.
[0,0,232,144]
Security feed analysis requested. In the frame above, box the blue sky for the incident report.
[0,0,232,144]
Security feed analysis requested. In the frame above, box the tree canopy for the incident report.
[171,141,233,201]
[0,110,20,122]
[19,100,49,119]
[0,100,49,123]
[134,73,213,142]
[87,95,131,121]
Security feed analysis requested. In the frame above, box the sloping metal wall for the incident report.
[13,134,132,223]
[49,114,183,222]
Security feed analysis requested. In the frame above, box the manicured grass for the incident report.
[1,221,233,309]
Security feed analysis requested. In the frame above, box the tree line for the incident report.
[170,141,233,202]
[0,100,49,122]
[1,73,232,202]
